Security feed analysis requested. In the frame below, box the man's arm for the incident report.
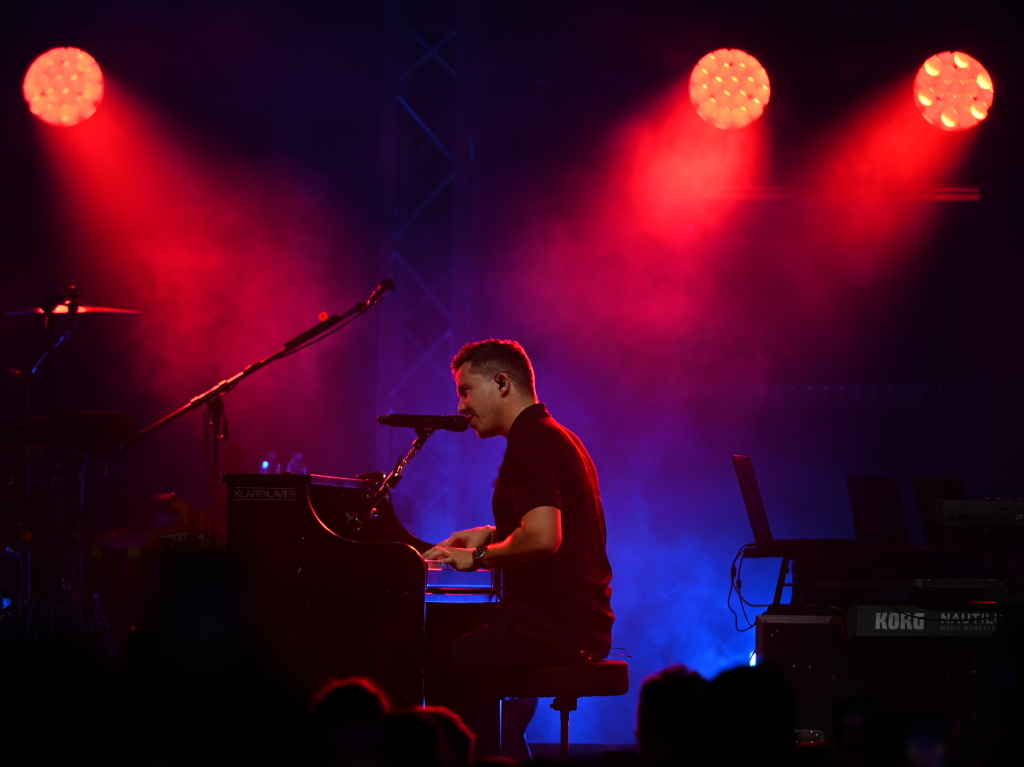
[422,506,561,572]
[435,525,493,549]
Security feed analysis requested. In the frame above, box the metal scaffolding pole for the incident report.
[378,0,480,541]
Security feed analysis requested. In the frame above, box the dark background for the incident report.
[2,0,1021,744]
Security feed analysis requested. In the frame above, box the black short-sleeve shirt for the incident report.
[492,403,614,650]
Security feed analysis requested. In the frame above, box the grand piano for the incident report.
[223,472,498,706]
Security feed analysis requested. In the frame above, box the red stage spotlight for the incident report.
[689,49,770,130]
[23,47,104,127]
[914,51,993,132]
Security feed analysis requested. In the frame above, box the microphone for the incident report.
[377,414,470,432]
[366,279,395,307]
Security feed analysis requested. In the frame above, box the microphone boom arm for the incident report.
[122,278,393,450]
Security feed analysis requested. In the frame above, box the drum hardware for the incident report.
[4,286,139,648]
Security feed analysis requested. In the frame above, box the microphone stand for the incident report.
[122,280,394,549]
[349,427,436,532]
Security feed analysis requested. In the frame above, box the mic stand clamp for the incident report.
[349,428,435,533]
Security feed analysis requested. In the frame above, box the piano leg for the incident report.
[501,696,538,761]
[474,696,537,759]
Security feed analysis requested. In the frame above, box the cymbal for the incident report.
[6,303,140,316]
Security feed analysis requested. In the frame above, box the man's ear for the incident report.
[495,374,509,395]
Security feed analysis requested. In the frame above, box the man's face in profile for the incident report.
[455,363,502,439]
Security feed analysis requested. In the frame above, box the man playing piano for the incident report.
[423,339,614,742]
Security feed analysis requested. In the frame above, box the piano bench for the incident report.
[498,660,630,761]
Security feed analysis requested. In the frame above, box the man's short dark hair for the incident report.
[452,339,536,396]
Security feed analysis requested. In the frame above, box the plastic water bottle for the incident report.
[259,451,281,474]
[286,452,308,475]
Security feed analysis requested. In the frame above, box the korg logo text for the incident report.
[874,611,925,631]
[853,604,999,637]
[234,487,297,501]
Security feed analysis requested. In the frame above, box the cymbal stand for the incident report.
[33,292,75,642]
[66,450,88,647]
[11,288,102,646]
[6,287,138,651]
[9,364,37,644]
[42,295,62,639]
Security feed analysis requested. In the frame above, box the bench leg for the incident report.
[550,696,578,761]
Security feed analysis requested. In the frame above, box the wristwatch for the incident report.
[471,545,488,570]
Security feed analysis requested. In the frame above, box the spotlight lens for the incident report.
[23,47,104,127]
[913,51,992,132]
[689,49,770,130]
